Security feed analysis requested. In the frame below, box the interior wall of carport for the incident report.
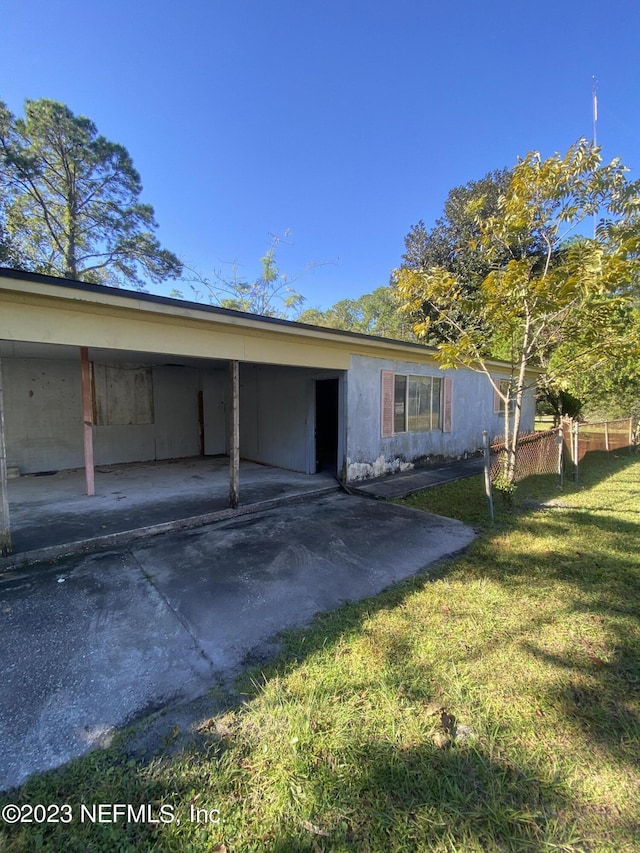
[238,363,345,475]
[1,355,229,474]
[2,354,345,477]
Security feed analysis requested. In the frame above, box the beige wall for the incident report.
[0,276,352,369]
[0,272,539,381]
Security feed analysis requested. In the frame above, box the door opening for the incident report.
[315,378,339,474]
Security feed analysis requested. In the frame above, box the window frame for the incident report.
[381,370,451,437]
[493,378,516,415]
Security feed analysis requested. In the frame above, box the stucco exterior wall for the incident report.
[345,354,536,481]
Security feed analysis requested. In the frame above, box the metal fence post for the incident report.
[573,420,579,483]
[482,430,494,522]
[604,421,609,452]
[557,425,564,490]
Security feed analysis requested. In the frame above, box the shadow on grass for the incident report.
[0,734,595,852]
[1,454,639,852]
[264,740,583,852]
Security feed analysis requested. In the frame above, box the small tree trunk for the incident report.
[503,392,512,482]
[483,431,494,521]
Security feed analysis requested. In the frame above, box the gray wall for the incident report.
[239,364,314,473]
[2,356,341,477]
[3,357,227,474]
[345,354,536,481]
[202,367,227,456]
[153,365,200,461]
[3,357,84,473]
[86,364,204,467]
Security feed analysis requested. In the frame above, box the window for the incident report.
[394,375,407,432]
[381,371,451,436]
[493,379,516,415]
[408,375,441,431]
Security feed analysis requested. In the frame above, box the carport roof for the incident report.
[0,265,435,349]
[0,267,534,374]
[1,268,407,345]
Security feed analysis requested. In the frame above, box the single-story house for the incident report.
[0,268,536,551]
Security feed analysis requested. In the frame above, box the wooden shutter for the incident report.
[381,370,394,437]
[442,376,453,433]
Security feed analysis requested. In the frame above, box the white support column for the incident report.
[229,360,240,509]
[80,347,95,496]
[0,357,11,556]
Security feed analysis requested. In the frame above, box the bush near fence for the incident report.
[489,417,636,485]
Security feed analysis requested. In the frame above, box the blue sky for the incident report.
[1,0,638,311]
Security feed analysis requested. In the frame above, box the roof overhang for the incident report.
[0,268,538,376]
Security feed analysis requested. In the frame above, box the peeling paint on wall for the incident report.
[347,455,414,481]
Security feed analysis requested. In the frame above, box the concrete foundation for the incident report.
[5,457,337,555]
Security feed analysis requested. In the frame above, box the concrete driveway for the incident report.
[0,491,475,791]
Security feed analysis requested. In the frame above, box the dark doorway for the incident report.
[315,378,339,474]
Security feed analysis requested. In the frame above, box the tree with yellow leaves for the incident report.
[394,139,640,484]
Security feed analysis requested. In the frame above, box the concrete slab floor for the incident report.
[6,457,338,554]
[0,492,475,791]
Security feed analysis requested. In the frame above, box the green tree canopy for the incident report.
[298,286,414,339]
[394,139,640,482]
[0,98,182,289]
[396,169,527,344]
[544,305,640,421]
[401,168,512,279]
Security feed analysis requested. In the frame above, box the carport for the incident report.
[0,270,350,557]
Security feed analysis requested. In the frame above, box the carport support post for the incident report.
[0,357,11,556]
[80,347,95,496]
[229,360,240,509]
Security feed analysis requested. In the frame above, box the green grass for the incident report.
[1,452,639,852]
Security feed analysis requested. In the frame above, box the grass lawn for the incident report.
[1,452,639,852]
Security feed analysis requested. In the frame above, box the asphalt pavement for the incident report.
[0,490,476,791]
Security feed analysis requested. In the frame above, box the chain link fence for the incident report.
[487,416,636,489]
[482,415,636,520]
[572,417,635,462]
[489,428,562,484]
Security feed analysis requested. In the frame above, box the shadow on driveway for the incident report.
[0,491,475,791]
